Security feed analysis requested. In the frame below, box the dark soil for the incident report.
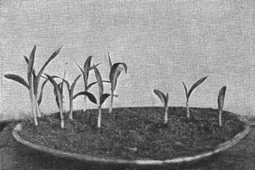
[19,107,245,161]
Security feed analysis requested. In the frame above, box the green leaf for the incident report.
[73,91,97,104]
[86,82,97,90]
[37,46,62,83]
[109,62,128,91]
[83,56,93,81]
[187,76,208,99]
[93,65,104,98]
[38,78,49,105]
[4,74,29,89]
[45,74,62,109]
[100,93,110,105]
[182,82,188,99]
[153,89,168,106]
[70,74,82,95]
[27,45,36,81]
[218,86,227,112]
[108,52,113,68]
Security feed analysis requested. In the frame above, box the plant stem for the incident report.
[109,90,114,113]
[29,76,38,126]
[98,105,102,128]
[219,110,222,126]
[164,107,168,124]
[83,96,87,112]
[35,94,41,117]
[186,100,190,118]
[69,92,73,120]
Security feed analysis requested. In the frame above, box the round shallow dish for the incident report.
[12,114,250,166]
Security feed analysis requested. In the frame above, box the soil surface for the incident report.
[18,107,245,161]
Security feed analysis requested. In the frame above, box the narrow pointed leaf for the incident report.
[38,78,49,105]
[4,74,29,89]
[108,52,113,68]
[93,65,104,97]
[37,46,62,81]
[182,82,188,98]
[27,45,36,81]
[84,56,93,80]
[70,74,82,94]
[218,86,227,111]
[153,89,167,106]
[187,76,208,99]
[100,93,110,105]
[87,81,97,90]
[45,74,62,109]
[73,91,97,104]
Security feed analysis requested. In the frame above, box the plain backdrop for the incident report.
[0,0,254,120]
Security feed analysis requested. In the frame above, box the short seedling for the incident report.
[45,74,65,128]
[58,73,82,120]
[74,65,110,128]
[182,76,208,118]
[4,45,62,126]
[153,89,169,124]
[108,52,127,113]
[76,56,100,112]
[218,86,227,126]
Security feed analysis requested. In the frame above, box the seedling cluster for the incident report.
[5,45,227,129]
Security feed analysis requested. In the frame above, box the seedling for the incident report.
[108,52,127,113]
[73,65,110,128]
[182,76,208,118]
[218,86,227,126]
[4,45,62,126]
[45,74,65,128]
[76,56,100,112]
[56,73,82,120]
[153,89,169,124]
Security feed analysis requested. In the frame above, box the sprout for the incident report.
[73,65,110,128]
[108,52,127,113]
[218,86,227,126]
[182,76,208,118]
[153,89,169,124]
[76,56,100,112]
[4,45,62,126]
[45,73,65,128]
[57,73,82,120]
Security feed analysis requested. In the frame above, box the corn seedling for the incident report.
[4,45,62,126]
[108,52,127,113]
[73,65,110,128]
[56,74,82,120]
[182,76,208,118]
[45,74,65,128]
[218,86,227,126]
[76,56,100,112]
[153,89,169,124]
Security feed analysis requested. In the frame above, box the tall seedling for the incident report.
[153,89,169,124]
[76,56,100,112]
[218,86,227,126]
[108,53,127,113]
[45,74,65,128]
[182,76,208,118]
[4,45,62,126]
[73,65,110,128]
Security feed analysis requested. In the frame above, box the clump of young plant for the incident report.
[73,65,110,128]
[108,52,127,113]
[76,56,100,112]
[153,89,169,125]
[218,86,227,127]
[57,73,82,120]
[45,73,65,128]
[182,76,208,118]
[4,45,62,126]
